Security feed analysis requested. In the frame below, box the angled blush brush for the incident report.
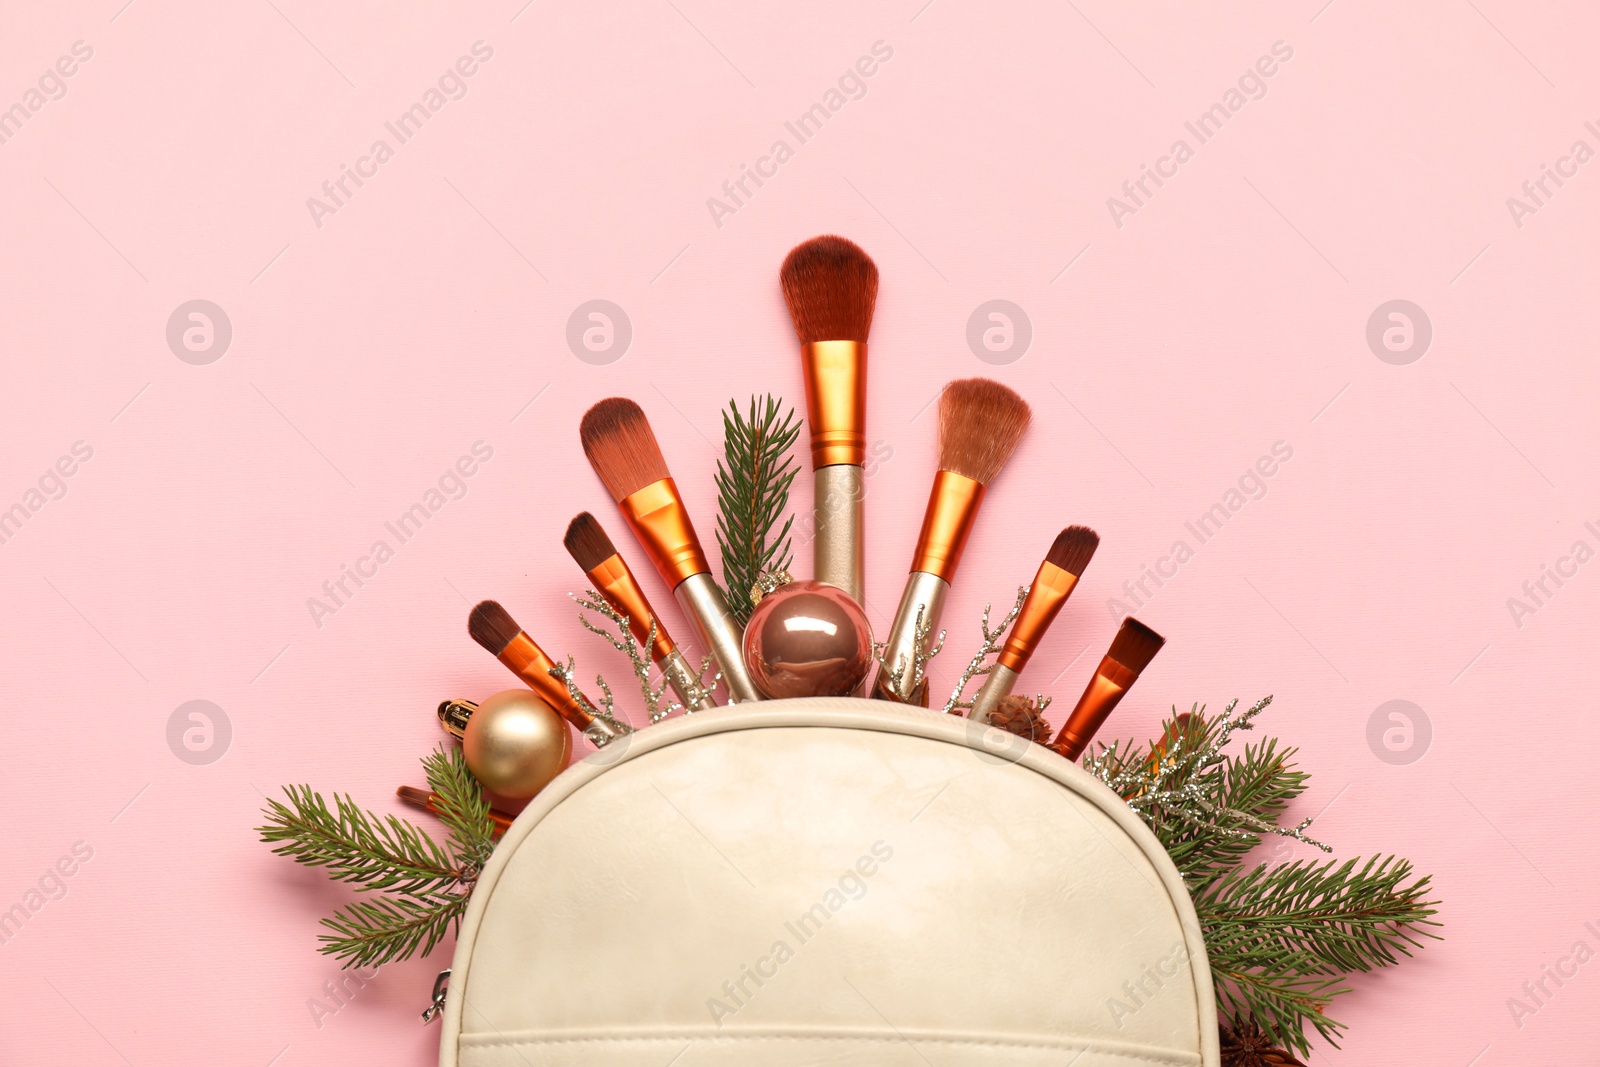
[1049,617,1166,761]
[871,379,1031,705]
[580,399,762,703]
[780,235,878,606]
[468,600,632,747]
[970,525,1099,723]
[564,511,717,711]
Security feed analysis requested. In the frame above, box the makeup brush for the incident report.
[780,235,878,606]
[1049,618,1166,761]
[397,785,513,837]
[564,511,717,711]
[871,378,1031,705]
[468,600,632,746]
[969,525,1099,723]
[580,398,762,703]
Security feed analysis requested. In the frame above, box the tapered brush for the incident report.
[1049,618,1166,760]
[579,399,761,703]
[969,525,1099,723]
[564,511,717,711]
[397,785,513,837]
[780,235,878,606]
[468,600,632,747]
[871,379,1031,705]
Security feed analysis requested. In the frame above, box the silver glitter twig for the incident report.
[547,655,633,747]
[872,605,945,702]
[1081,695,1330,852]
[939,585,1031,715]
[573,590,680,724]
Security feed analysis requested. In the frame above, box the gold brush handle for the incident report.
[674,572,762,704]
[969,663,1019,723]
[814,465,864,607]
[869,571,948,706]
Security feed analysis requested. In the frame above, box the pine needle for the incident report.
[317,893,466,969]
[1086,699,1441,1057]
[258,745,498,968]
[714,395,800,623]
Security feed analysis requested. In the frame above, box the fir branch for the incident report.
[1087,698,1442,1057]
[715,395,800,624]
[420,745,497,878]
[317,892,467,970]
[1195,856,1441,976]
[258,785,466,895]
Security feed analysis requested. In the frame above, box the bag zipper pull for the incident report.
[421,969,451,1024]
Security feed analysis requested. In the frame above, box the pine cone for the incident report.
[988,695,1052,743]
[1219,1018,1305,1067]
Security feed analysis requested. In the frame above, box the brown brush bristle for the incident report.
[1108,617,1165,674]
[1046,525,1100,577]
[779,235,879,344]
[579,398,670,501]
[936,378,1032,484]
[468,600,522,657]
[396,785,432,808]
[564,512,618,572]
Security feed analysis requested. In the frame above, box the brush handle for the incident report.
[674,572,762,704]
[660,647,718,711]
[968,663,1020,723]
[814,465,864,607]
[869,570,948,706]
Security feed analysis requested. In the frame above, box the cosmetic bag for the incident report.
[439,697,1219,1066]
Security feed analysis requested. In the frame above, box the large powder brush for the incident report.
[872,378,1031,705]
[780,235,878,607]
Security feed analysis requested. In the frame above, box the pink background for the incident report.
[3,0,1597,1062]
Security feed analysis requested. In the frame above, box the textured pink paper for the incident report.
[2,1,1596,1063]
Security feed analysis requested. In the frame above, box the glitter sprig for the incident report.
[938,586,1046,717]
[1082,695,1329,853]
[572,590,680,724]
[547,656,633,748]
[872,605,945,703]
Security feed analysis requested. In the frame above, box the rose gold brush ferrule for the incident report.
[997,562,1079,674]
[910,470,986,582]
[800,341,867,468]
[587,554,676,661]
[498,632,596,730]
[618,478,710,588]
[1050,655,1140,761]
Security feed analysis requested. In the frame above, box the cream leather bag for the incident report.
[439,698,1220,1066]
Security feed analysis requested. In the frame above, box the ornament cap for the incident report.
[750,569,795,607]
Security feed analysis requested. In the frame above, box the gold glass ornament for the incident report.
[742,578,873,699]
[462,689,571,799]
